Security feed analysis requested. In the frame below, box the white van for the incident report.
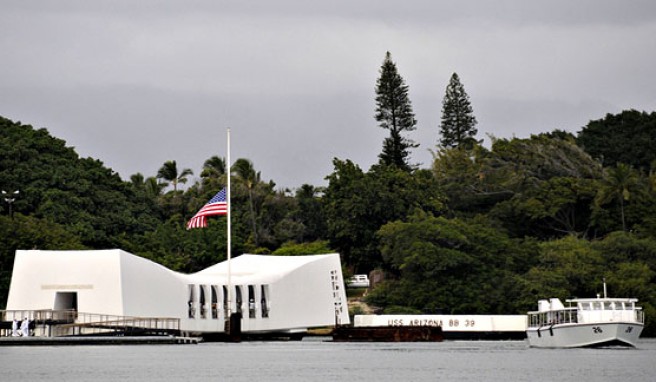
[347,274,370,288]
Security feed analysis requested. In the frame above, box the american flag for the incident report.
[186,188,228,229]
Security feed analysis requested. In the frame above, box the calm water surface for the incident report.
[2,338,655,381]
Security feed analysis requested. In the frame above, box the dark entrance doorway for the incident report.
[54,292,78,311]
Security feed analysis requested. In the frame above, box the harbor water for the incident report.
[1,338,655,381]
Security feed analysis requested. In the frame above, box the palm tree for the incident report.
[144,176,166,199]
[130,172,145,186]
[200,156,226,189]
[232,158,261,246]
[596,163,638,231]
[130,172,166,200]
[157,160,193,192]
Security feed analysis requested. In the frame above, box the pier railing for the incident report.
[52,313,180,337]
[1,309,77,323]
[1,309,179,338]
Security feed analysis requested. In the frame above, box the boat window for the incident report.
[248,285,256,318]
[592,302,602,310]
[211,286,219,319]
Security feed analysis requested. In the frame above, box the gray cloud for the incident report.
[7,1,656,26]
[2,1,655,189]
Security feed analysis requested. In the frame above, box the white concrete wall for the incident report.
[118,250,188,318]
[6,250,123,314]
[245,253,350,332]
[6,250,350,334]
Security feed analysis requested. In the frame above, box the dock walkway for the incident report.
[0,336,200,346]
[0,309,193,345]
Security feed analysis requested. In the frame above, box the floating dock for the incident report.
[354,314,528,340]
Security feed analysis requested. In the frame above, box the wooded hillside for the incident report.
[2,111,655,335]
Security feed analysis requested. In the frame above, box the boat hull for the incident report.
[332,326,443,342]
[526,322,643,348]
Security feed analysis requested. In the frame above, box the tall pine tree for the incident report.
[375,51,417,171]
[439,72,478,149]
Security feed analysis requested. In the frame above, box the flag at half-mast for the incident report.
[187,188,227,229]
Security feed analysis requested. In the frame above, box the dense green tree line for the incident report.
[0,116,328,305]
[2,59,656,336]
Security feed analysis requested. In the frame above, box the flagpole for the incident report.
[227,128,232,324]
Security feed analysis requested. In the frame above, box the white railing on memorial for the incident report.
[1,309,179,337]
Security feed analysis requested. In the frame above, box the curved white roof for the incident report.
[194,253,340,283]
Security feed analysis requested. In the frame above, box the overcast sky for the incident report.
[2,1,655,190]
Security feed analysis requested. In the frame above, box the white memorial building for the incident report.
[5,249,349,337]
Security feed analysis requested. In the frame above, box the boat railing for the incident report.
[529,305,644,327]
[528,308,578,328]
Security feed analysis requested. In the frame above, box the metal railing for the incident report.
[52,313,180,337]
[1,309,77,323]
[1,310,179,338]
[528,309,578,328]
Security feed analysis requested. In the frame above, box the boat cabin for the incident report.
[528,297,644,328]
[569,297,643,325]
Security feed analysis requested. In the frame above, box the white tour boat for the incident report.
[526,286,644,348]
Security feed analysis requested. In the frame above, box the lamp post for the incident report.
[2,190,19,219]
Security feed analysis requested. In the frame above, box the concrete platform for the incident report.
[0,336,200,346]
